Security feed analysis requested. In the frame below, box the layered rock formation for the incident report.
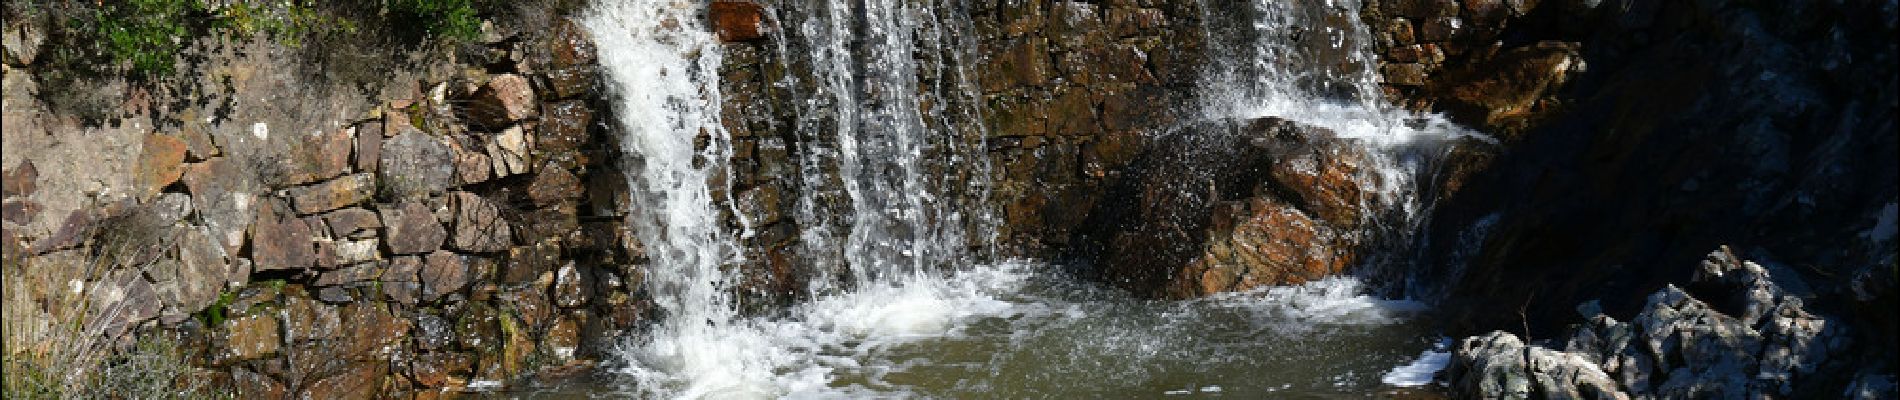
[3,14,644,395]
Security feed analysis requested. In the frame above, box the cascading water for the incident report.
[572,0,1454,397]
[1198,0,1480,285]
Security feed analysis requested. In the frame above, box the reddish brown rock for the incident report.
[135,134,188,200]
[538,100,594,168]
[548,18,597,69]
[410,352,473,388]
[282,128,354,187]
[299,361,385,400]
[468,74,537,128]
[232,368,287,398]
[710,2,769,42]
[526,165,582,207]
[322,207,382,238]
[1166,197,1354,298]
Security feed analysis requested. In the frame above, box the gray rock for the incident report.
[332,238,381,264]
[316,262,380,287]
[378,127,454,200]
[380,201,446,254]
[553,262,588,308]
[413,312,454,351]
[448,191,512,252]
[487,125,530,178]
[1451,331,1627,400]
[181,157,261,255]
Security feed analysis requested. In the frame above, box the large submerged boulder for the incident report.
[1082,117,1393,298]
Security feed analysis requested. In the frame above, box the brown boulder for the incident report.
[1167,198,1355,298]
[710,2,769,42]
[468,74,537,128]
[322,207,382,238]
[354,122,382,174]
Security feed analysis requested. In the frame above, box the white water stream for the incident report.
[578,0,1459,397]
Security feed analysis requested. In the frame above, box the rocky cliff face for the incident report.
[4,14,647,395]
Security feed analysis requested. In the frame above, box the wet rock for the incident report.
[379,127,455,199]
[380,201,446,254]
[1260,121,1373,227]
[468,74,537,128]
[1382,63,1430,86]
[710,2,770,42]
[544,68,595,100]
[449,191,513,253]
[538,100,594,168]
[286,173,374,215]
[135,134,187,200]
[1167,197,1354,297]
[421,251,470,302]
[506,287,556,332]
[250,199,314,272]
[553,262,589,308]
[410,352,473,388]
[526,164,582,207]
[300,361,385,400]
[548,18,597,69]
[322,207,381,238]
[545,314,583,361]
[504,241,561,284]
[221,314,281,363]
[414,312,455,351]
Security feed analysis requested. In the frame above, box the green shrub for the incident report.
[385,0,483,41]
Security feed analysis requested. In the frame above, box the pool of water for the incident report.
[492,262,1450,398]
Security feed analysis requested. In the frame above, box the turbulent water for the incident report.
[576,0,1459,397]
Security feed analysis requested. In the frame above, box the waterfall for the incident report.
[779,0,992,290]
[585,0,993,397]
[1196,0,1479,290]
